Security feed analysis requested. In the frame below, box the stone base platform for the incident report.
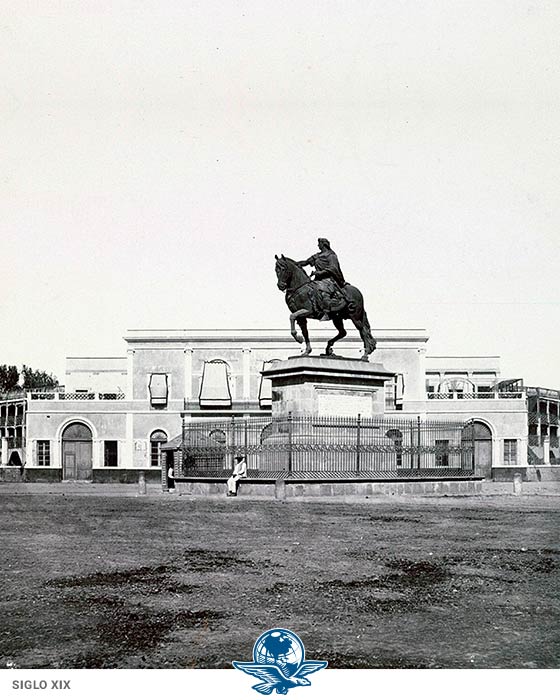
[175,477,483,499]
[7,468,163,484]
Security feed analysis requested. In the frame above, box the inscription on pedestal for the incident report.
[317,389,376,418]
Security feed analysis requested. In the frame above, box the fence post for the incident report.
[287,412,293,475]
[356,414,361,474]
[417,416,421,470]
[231,416,236,471]
[471,420,476,473]
[181,414,186,477]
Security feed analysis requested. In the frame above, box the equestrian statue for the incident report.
[275,238,377,361]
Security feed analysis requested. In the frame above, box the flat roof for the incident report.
[66,356,126,360]
[123,328,430,343]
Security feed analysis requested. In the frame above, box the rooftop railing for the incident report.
[427,391,524,400]
[28,392,126,401]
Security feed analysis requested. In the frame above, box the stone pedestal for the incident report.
[261,356,395,417]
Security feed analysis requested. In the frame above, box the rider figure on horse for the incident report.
[298,238,347,321]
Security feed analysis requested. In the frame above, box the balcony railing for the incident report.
[1,386,65,401]
[29,392,126,401]
[529,412,560,426]
[427,391,524,400]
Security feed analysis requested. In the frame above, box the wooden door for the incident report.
[475,440,492,478]
[63,450,77,480]
[76,442,93,480]
[63,442,92,480]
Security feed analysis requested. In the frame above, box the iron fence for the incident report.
[178,414,475,480]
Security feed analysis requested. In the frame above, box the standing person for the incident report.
[226,455,247,497]
[167,462,176,492]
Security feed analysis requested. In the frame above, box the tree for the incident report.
[0,365,20,394]
[21,365,58,390]
[0,364,58,395]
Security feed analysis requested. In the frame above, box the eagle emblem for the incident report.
[233,628,327,695]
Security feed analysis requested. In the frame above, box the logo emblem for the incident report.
[233,628,327,695]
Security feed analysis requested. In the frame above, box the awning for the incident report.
[395,373,405,402]
[438,376,475,392]
[161,434,182,451]
[493,378,523,390]
[199,361,232,407]
[258,360,279,407]
[149,373,168,405]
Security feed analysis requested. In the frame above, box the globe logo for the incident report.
[253,629,304,677]
[233,628,327,695]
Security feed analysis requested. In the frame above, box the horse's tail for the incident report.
[360,309,377,356]
[344,284,377,357]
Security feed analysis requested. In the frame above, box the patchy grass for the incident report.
[0,494,559,669]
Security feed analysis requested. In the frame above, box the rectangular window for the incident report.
[504,439,517,465]
[385,381,395,410]
[435,439,450,467]
[151,442,161,467]
[104,440,118,467]
[385,374,404,409]
[37,440,50,466]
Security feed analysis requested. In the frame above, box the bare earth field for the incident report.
[1,493,559,669]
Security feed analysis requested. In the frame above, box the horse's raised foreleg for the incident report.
[289,309,312,346]
[325,316,347,356]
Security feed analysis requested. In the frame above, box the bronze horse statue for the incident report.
[275,255,377,360]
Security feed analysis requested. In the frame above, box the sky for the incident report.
[1,1,559,388]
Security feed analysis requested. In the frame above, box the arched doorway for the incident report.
[463,421,492,478]
[150,430,168,468]
[62,422,93,481]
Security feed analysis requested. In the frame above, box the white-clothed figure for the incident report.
[167,465,176,492]
[227,456,247,496]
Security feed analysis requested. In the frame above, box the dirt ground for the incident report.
[1,493,559,669]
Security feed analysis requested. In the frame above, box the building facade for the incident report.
[526,386,560,476]
[0,397,26,477]
[3,327,550,483]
